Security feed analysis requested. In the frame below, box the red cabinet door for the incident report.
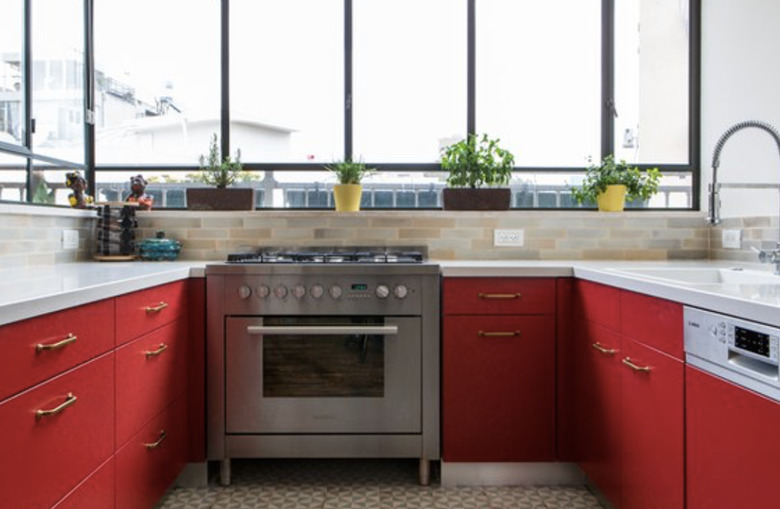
[443,278,556,315]
[52,457,115,509]
[576,280,620,331]
[686,366,780,509]
[574,319,622,507]
[620,339,684,509]
[0,354,114,509]
[556,278,577,461]
[443,314,556,461]
[115,319,188,447]
[115,281,187,346]
[116,396,188,509]
[620,291,683,359]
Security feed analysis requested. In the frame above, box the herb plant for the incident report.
[440,134,515,188]
[195,133,245,188]
[570,155,661,205]
[324,157,374,184]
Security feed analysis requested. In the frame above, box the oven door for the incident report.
[225,316,422,433]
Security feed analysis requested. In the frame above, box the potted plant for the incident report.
[440,133,515,210]
[186,134,255,210]
[570,155,661,211]
[325,157,374,211]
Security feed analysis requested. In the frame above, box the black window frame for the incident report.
[2,0,701,210]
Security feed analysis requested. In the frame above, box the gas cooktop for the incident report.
[226,248,425,264]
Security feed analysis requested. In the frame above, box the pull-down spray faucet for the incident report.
[707,120,780,273]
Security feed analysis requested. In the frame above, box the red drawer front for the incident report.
[576,280,620,331]
[0,354,115,509]
[0,299,115,402]
[443,315,556,461]
[116,396,188,509]
[52,457,115,509]
[620,290,683,359]
[443,278,556,315]
[116,319,188,447]
[115,281,187,346]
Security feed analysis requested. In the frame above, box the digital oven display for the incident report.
[351,284,368,291]
[735,326,771,358]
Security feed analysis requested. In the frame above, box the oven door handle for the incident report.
[246,325,399,336]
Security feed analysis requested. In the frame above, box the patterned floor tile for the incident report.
[483,486,547,508]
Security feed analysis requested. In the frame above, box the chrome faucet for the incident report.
[708,120,780,273]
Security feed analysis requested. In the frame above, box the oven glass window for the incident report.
[262,317,385,397]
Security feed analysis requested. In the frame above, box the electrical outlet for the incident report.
[722,229,741,249]
[62,229,79,250]
[494,229,524,247]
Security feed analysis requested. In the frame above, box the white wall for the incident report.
[701,0,780,218]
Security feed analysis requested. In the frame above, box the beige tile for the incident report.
[398,228,441,239]
[582,249,626,260]
[624,250,667,261]
[314,228,357,239]
[187,229,229,240]
[228,228,272,239]
[180,239,217,250]
[371,217,415,228]
[354,229,399,241]
[203,217,245,228]
[566,229,609,239]
[668,249,709,260]
[409,218,457,229]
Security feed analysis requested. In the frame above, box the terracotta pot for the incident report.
[333,184,363,212]
[596,185,627,212]
[442,188,511,211]
[186,188,256,211]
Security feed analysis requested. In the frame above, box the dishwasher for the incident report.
[683,307,780,509]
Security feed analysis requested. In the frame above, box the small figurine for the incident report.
[125,174,153,210]
[65,171,94,209]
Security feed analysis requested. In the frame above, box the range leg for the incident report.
[220,458,232,486]
[419,458,430,486]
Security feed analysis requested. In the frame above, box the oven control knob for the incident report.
[256,284,270,299]
[274,285,288,299]
[375,285,390,299]
[292,284,306,299]
[394,285,409,299]
[238,285,252,300]
[310,284,324,299]
[329,284,342,299]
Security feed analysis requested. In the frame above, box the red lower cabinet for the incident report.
[116,396,188,509]
[686,365,780,509]
[619,339,684,509]
[52,457,116,509]
[0,354,115,509]
[443,314,556,461]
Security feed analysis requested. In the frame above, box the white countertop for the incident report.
[3,258,780,329]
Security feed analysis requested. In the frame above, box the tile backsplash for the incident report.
[710,216,780,262]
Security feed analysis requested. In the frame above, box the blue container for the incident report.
[139,231,181,261]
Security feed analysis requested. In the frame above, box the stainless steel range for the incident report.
[205,248,440,485]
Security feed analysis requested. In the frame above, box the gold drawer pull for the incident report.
[592,342,617,355]
[478,293,522,300]
[623,357,651,373]
[145,343,168,358]
[36,393,77,419]
[36,333,77,352]
[144,430,167,450]
[145,302,169,313]
[478,330,521,338]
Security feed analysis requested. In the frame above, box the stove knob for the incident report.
[375,285,390,299]
[274,285,288,299]
[238,285,252,300]
[256,284,270,299]
[310,284,324,299]
[394,284,409,299]
[292,284,306,299]
[329,284,342,299]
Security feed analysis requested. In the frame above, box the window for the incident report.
[1,1,700,209]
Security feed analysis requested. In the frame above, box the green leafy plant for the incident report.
[324,157,374,184]
[440,134,515,188]
[570,154,661,204]
[194,133,245,188]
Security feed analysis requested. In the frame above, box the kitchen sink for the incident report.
[610,267,780,285]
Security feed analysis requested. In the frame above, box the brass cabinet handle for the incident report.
[592,342,617,355]
[144,430,167,450]
[36,333,77,352]
[623,357,652,373]
[478,330,521,338]
[145,302,169,313]
[478,293,522,300]
[144,343,167,358]
[36,393,77,419]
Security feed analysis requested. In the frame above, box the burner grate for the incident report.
[226,249,424,264]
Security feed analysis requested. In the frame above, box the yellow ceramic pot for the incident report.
[333,184,363,211]
[596,185,627,212]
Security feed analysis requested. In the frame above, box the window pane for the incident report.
[614,0,689,164]
[476,0,601,167]
[95,0,220,165]
[0,153,28,202]
[353,0,466,163]
[0,1,24,146]
[32,0,85,164]
[230,0,343,163]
